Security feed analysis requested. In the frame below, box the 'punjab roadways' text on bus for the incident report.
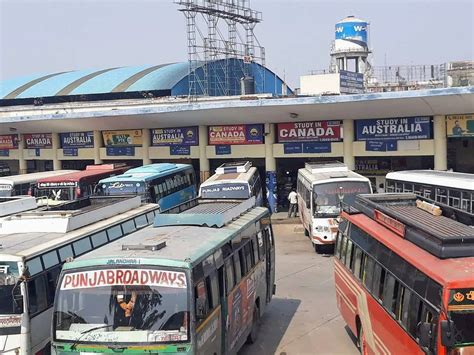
[385,170,474,225]
[335,193,474,355]
[0,196,159,355]
[98,163,197,211]
[35,164,129,205]
[199,162,264,207]
[51,197,275,355]
[297,162,372,253]
[0,170,77,198]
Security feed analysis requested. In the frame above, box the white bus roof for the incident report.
[0,170,77,187]
[299,165,369,185]
[386,170,474,191]
[0,203,158,260]
[66,206,269,269]
[200,166,258,188]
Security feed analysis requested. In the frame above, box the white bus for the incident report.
[0,170,77,198]
[297,162,372,253]
[199,161,264,206]
[0,196,159,355]
[385,170,474,225]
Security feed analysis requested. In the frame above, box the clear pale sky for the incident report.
[1,0,473,88]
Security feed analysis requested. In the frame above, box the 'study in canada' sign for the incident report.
[209,124,263,145]
[24,133,52,149]
[0,135,19,149]
[277,121,342,143]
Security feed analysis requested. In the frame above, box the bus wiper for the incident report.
[70,324,110,350]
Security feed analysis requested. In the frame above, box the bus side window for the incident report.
[245,242,254,269]
[407,295,423,339]
[257,232,265,259]
[234,253,243,283]
[251,236,259,262]
[351,246,363,279]
[194,279,209,322]
[46,266,62,306]
[372,263,386,301]
[362,256,375,292]
[225,258,235,294]
[344,240,353,269]
[382,272,399,315]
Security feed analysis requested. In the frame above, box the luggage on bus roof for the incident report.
[354,193,474,259]
[216,161,252,174]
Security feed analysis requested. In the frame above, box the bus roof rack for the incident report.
[216,161,252,174]
[305,161,348,174]
[354,193,474,259]
[154,197,256,228]
[122,242,166,251]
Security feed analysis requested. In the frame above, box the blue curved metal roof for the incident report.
[0,63,189,99]
[0,60,291,100]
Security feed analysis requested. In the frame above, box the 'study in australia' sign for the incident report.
[151,127,198,146]
[60,132,94,148]
[355,117,432,141]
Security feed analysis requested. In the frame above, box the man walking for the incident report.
[288,188,298,218]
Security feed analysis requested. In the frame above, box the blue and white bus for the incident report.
[98,163,197,210]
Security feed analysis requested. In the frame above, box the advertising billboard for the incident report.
[208,124,263,145]
[60,131,94,148]
[24,133,52,149]
[277,121,342,143]
[339,70,364,94]
[446,114,474,137]
[0,135,19,149]
[151,127,198,146]
[102,130,142,146]
[355,117,432,141]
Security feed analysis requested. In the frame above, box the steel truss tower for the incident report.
[175,0,266,97]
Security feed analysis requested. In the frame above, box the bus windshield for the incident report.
[54,268,189,344]
[36,187,74,201]
[100,182,146,196]
[449,289,474,347]
[313,181,371,216]
[0,262,22,315]
[0,184,13,197]
[200,183,250,199]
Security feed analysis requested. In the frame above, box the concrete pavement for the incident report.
[239,224,359,355]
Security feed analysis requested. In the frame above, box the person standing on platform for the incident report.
[288,188,298,218]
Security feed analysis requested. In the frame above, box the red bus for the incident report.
[35,164,129,204]
[334,193,474,355]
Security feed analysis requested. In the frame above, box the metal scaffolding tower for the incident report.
[175,0,266,97]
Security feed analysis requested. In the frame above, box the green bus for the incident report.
[51,199,276,354]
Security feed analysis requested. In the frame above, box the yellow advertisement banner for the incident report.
[446,114,474,137]
[102,130,143,146]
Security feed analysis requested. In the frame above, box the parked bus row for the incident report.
[335,193,474,355]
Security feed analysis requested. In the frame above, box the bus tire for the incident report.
[358,326,369,355]
[247,303,260,344]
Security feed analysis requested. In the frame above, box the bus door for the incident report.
[263,226,275,302]
[194,255,222,355]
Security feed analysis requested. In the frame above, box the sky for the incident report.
[1,0,473,88]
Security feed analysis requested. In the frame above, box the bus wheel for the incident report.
[358,326,369,355]
[247,304,260,344]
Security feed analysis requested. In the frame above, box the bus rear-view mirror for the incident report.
[440,320,455,347]
[418,322,434,349]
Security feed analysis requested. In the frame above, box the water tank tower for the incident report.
[330,16,371,75]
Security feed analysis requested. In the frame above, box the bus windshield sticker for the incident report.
[60,269,187,290]
[0,315,22,328]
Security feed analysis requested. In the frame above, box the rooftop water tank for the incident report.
[335,16,368,44]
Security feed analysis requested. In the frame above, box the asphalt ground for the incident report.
[239,224,360,355]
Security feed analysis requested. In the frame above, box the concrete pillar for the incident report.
[265,123,277,213]
[343,119,355,170]
[93,130,103,164]
[52,132,61,170]
[198,125,210,184]
[18,134,27,174]
[142,129,152,165]
[433,115,447,170]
